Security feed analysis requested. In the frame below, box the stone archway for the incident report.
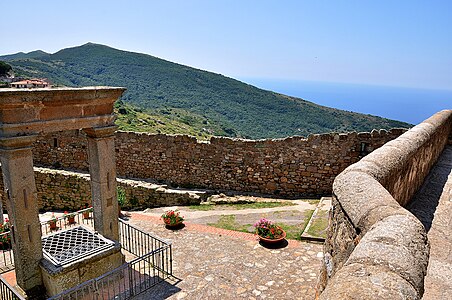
[0,87,125,298]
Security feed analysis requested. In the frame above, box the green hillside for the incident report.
[1,43,411,139]
[0,50,49,61]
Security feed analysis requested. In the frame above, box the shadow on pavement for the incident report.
[407,146,452,232]
[259,239,289,249]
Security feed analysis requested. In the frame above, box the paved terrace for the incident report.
[127,212,323,299]
[0,211,323,299]
[408,145,452,299]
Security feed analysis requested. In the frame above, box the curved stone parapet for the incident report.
[319,110,452,299]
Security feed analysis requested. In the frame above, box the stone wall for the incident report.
[32,129,405,198]
[0,167,204,211]
[318,110,452,300]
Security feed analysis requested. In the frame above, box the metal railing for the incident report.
[41,208,94,236]
[119,218,172,263]
[0,275,25,300]
[49,219,173,299]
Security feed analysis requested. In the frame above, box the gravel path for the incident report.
[141,199,317,229]
[143,200,315,218]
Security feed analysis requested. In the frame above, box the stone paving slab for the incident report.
[127,212,323,299]
[408,146,452,300]
[2,206,323,299]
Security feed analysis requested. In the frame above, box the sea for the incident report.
[240,78,452,125]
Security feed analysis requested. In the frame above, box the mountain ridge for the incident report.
[0,50,49,61]
[0,43,411,139]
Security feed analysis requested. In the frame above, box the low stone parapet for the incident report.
[0,167,205,211]
[318,110,452,299]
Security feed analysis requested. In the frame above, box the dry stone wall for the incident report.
[318,110,452,300]
[0,167,204,211]
[0,167,92,211]
[32,129,405,198]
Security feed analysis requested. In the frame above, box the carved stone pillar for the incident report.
[0,135,44,297]
[84,126,119,241]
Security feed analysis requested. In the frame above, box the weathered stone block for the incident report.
[346,214,429,295]
[320,263,418,300]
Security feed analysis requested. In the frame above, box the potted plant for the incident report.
[254,218,286,243]
[48,213,58,230]
[81,204,93,219]
[0,218,10,232]
[117,187,126,216]
[0,218,11,250]
[0,233,11,250]
[64,211,76,225]
[161,210,184,228]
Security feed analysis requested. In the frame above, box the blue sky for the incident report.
[3,0,452,90]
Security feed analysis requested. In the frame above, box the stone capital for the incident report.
[0,87,125,137]
[0,135,37,152]
[83,125,118,139]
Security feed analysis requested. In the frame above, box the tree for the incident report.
[0,61,12,76]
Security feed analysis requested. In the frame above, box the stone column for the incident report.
[84,126,119,241]
[0,135,44,297]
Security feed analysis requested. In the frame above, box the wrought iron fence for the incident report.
[49,219,173,299]
[0,275,25,300]
[119,219,172,262]
[41,208,94,236]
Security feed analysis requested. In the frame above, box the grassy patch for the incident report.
[276,209,314,240]
[114,104,221,140]
[277,223,304,240]
[204,208,318,241]
[188,204,215,211]
[189,201,296,211]
[306,210,329,238]
[305,199,320,205]
[273,210,299,217]
[207,215,253,233]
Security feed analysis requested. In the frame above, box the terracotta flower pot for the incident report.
[49,221,57,230]
[258,228,286,244]
[164,220,183,229]
[82,211,90,219]
[67,216,76,224]
[0,242,8,250]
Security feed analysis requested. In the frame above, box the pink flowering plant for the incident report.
[0,219,11,249]
[161,210,184,226]
[254,218,284,239]
[81,204,93,213]
[48,213,57,224]
[0,218,10,233]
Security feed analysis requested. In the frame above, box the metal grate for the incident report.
[49,220,173,300]
[42,226,114,267]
